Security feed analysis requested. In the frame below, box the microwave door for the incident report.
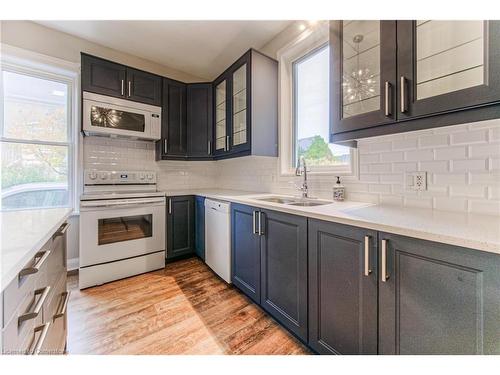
[90,105,146,133]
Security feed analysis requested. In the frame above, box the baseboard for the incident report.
[67,257,79,271]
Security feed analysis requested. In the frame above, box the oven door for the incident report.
[82,96,160,140]
[79,197,166,267]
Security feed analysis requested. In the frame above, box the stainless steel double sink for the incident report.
[254,196,332,207]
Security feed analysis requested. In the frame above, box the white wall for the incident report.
[215,119,500,216]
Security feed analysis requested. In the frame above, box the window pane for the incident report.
[1,142,68,210]
[294,46,351,168]
[2,71,68,142]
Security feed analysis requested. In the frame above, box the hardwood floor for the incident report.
[67,257,310,355]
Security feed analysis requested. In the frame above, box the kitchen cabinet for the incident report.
[213,49,278,159]
[330,20,500,142]
[126,67,162,106]
[230,203,261,304]
[378,233,500,355]
[308,219,378,354]
[158,79,188,159]
[194,196,206,260]
[260,209,308,341]
[187,83,213,159]
[166,196,195,259]
[81,53,161,106]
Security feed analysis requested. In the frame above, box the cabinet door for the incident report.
[230,203,261,304]
[161,79,187,158]
[126,68,162,106]
[330,21,397,134]
[213,76,230,157]
[187,83,213,158]
[194,196,205,260]
[81,53,126,98]
[260,209,308,341]
[379,233,500,355]
[309,219,378,354]
[397,21,500,119]
[229,54,251,154]
[166,196,194,259]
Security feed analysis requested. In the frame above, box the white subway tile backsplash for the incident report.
[392,138,418,150]
[451,159,488,172]
[469,143,500,158]
[435,146,467,160]
[451,129,488,144]
[380,151,404,163]
[419,160,449,173]
[369,163,392,173]
[419,133,449,148]
[405,149,434,162]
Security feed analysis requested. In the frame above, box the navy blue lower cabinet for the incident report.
[194,196,206,260]
[166,195,195,259]
[378,233,500,355]
[308,219,378,354]
[231,203,261,304]
[260,209,308,342]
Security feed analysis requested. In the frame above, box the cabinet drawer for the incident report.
[3,239,52,327]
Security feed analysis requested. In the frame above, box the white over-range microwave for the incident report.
[82,91,161,140]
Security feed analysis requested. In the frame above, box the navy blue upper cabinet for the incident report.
[308,219,378,354]
[166,196,195,259]
[260,209,308,341]
[187,83,213,159]
[330,21,397,134]
[82,53,127,98]
[330,21,500,143]
[213,49,278,160]
[378,233,500,355]
[231,203,261,304]
[126,67,162,106]
[81,53,161,106]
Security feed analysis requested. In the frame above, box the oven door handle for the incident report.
[81,197,165,208]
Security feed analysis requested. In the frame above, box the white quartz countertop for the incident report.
[163,189,500,255]
[1,207,72,291]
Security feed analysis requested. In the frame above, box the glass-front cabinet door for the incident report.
[231,62,249,151]
[214,78,228,155]
[397,21,500,119]
[330,21,397,134]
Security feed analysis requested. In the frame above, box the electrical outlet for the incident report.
[405,171,427,191]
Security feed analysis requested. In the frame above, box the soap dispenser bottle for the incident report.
[333,176,345,201]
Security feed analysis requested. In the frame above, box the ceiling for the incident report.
[36,21,292,80]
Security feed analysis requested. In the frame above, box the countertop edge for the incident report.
[1,208,72,291]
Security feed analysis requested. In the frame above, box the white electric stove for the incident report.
[79,170,166,289]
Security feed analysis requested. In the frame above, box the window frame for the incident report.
[1,44,80,211]
[277,23,358,177]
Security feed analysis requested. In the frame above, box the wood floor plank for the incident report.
[67,258,310,355]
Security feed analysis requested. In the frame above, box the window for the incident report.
[1,62,75,210]
[292,44,352,171]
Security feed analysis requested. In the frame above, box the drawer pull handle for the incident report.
[54,291,70,319]
[54,222,70,237]
[30,322,51,355]
[252,211,257,235]
[381,239,390,282]
[18,286,51,325]
[400,76,408,113]
[19,250,51,278]
[364,235,372,276]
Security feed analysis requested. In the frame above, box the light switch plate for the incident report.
[405,171,427,191]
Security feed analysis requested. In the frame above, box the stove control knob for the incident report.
[146,173,154,180]
[88,171,98,180]
[139,172,145,180]
[99,171,109,180]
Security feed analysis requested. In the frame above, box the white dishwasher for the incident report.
[205,199,232,283]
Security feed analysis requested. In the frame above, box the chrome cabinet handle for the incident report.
[384,82,392,116]
[121,79,125,96]
[258,211,264,236]
[30,322,51,355]
[381,239,389,282]
[128,81,131,97]
[164,139,168,154]
[252,211,257,235]
[226,136,230,152]
[54,222,70,237]
[208,141,211,155]
[168,199,172,215]
[19,250,51,278]
[364,236,372,276]
[18,286,51,324]
[400,76,407,113]
[54,291,70,319]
